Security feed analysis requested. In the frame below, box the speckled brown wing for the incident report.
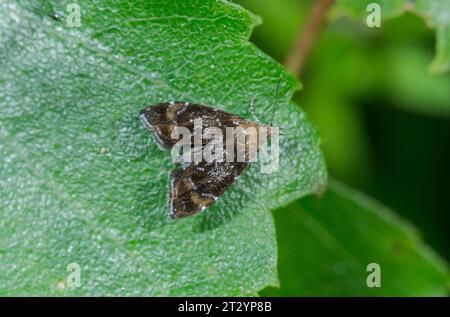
[169,161,248,219]
[140,102,248,149]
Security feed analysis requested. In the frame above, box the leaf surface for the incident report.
[0,0,326,295]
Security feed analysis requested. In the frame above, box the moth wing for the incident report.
[139,102,181,149]
[170,161,248,219]
[140,102,247,150]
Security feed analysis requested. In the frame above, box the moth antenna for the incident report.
[284,147,295,166]
[270,79,281,126]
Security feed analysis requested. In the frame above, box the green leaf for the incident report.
[261,180,449,296]
[0,0,326,295]
[334,0,450,73]
[415,0,450,72]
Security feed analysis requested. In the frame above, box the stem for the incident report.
[284,0,335,76]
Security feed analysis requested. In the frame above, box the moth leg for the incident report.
[246,97,260,123]
[278,130,295,166]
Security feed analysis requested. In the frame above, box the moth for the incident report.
[140,101,276,219]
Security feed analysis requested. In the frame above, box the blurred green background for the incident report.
[234,0,450,295]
